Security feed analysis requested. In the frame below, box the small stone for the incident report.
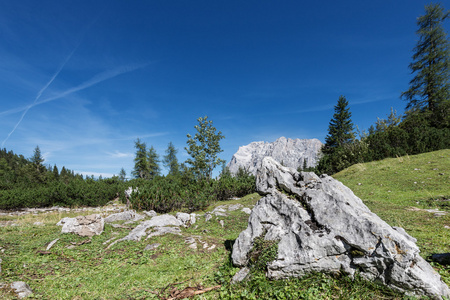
[228,204,243,211]
[231,267,250,284]
[219,220,225,228]
[143,210,157,218]
[242,207,252,214]
[46,238,59,251]
[205,213,212,222]
[33,221,44,226]
[208,244,216,251]
[144,243,161,251]
[11,281,33,298]
[357,183,362,186]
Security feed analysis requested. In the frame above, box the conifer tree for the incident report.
[401,3,450,127]
[147,146,161,179]
[163,142,180,176]
[132,138,149,179]
[318,96,355,174]
[323,96,355,154]
[30,146,44,171]
[118,168,127,182]
[185,116,225,180]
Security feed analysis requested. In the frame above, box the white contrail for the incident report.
[1,48,77,147]
[36,62,149,106]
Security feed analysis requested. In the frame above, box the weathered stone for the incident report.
[228,204,243,211]
[232,157,450,299]
[143,210,157,218]
[146,226,181,239]
[145,243,161,251]
[227,136,322,176]
[57,214,104,237]
[231,267,250,284]
[46,238,59,251]
[176,212,191,227]
[120,214,182,241]
[205,213,212,222]
[11,281,33,298]
[33,221,44,226]
[241,207,252,214]
[104,210,144,223]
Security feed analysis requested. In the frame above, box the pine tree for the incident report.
[185,116,225,180]
[30,145,44,171]
[147,146,161,179]
[132,138,149,179]
[401,3,450,127]
[318,96,355,174]
[118,168,127,182]
[163,142,180,176]
[323,96,355,154]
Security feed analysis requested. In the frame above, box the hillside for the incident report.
[334,149,450,258]
[0,150,449,299]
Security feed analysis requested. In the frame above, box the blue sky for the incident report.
[1,1,448,178]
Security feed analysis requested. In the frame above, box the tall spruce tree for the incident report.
[147,146,161,179]
[401,3,450,127]
[163,142,180,176]
[185,116,225,180]
[318,96,355,174]
[132,138,149,179]
[323,96,355,154]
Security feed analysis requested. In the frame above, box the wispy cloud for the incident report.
[106,150,134,158]
[36,62,149,106]
[1,48,77,147]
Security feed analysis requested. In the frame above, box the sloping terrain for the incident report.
[0,150,448,299]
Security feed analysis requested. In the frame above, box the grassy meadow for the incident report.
[0,150,449,299]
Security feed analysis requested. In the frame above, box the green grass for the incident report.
[0,150,449,299]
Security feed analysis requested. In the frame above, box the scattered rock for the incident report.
[228,204,243,211]
[176,212,192,227]
[144,243,161,251]
[231,267,250,284]
[46,238,59,251]
[146,226,181,239]
[33,221,44,226]
[57,214,104,237]
[185,237,197,249]
[205,213,212,222]
[143,210,157,218]
[219,220,224,228]
[104,210,144,223]
[208,244,216,251]
[11,281,33,298]
[232,157,450,299]
[120,214,182,241]
[241,207,252,214]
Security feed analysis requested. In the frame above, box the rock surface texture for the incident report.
[57,214,104,237]
[232,157,450,299]
[227,137,322,176]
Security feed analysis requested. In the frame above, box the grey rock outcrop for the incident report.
[120,214,183,241]
[227,137,322,175]
[232,157,450,299]
[11,281,33,298]
[104,210,144,223]
[57,214,104,237]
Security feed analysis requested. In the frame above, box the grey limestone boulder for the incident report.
[120,214,183,241]
[11,281,33,298]
[57,214,104,237]
[232,157,450,299]
[104,210,144,223]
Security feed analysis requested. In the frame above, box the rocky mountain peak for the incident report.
[227,137,322,175]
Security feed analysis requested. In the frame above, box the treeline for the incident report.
[0,147,124,209]
[0,116,256,211]
[316,3,450,175]
[121,116,255,213]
